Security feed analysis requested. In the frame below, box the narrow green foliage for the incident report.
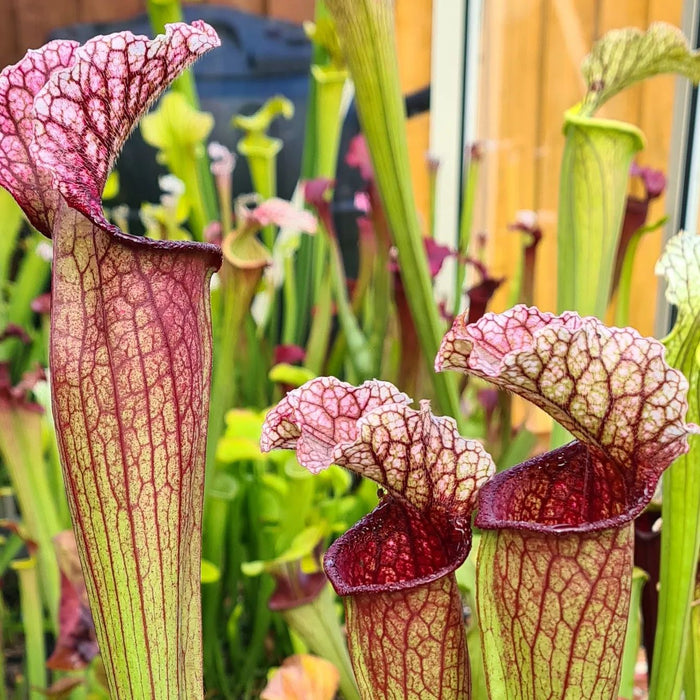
[619,568,649,700]
[11,557,46,699]
[0,407,62,626]
[325,0,462,420]
[0,189,23,289]
[233,98,294,248]
[651,232,700,699]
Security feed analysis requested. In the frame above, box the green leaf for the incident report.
[619,568,649,700]
[581,22,700,116]
[216,436,264,463]
[223,408,265,437]
[651,231,700,699]
[240,559,265,577]
[241,524,327,577]
[141,91,214,151]
[232,96,294,142]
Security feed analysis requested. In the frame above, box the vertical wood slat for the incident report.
[396,0,432,230]
[533,0,602,315]
[477,0,683,337]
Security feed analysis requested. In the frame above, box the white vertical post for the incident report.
[429,0,483,305]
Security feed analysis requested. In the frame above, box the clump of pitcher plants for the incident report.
[262,306,696,699]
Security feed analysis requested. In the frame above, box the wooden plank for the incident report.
[1,0,277,68]
[395,0,432,231]
[631,0,684,335]
[477,0,683,336]
[477,0,552,311]
[208,0,265,15]
[489,0,598,434]
[10,0,78,59]
[79,0,144,24]
[0,1,21,71]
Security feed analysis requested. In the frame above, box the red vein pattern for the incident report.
[477,526,632,699]
[0,39,78,234]
[32,22,220,233]
[262,378,495,699]
[437,304,694,522]
[331,400,493,522]
[0,22,221,699]
[51,206,215,696]
[435,305,696,698]
[327,498,471,699]
[260,376,411,474]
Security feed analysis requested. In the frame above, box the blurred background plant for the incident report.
[0,0,696,698]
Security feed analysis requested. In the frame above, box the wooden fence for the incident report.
[477,0,684,335]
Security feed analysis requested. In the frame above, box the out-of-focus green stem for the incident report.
[236,465,275,690]
[684,573,700,699]
[614,219,665,327]
[0,187,23,291]
[35,384,71,529]
[282,255,300,346]
[454,151,480,316]
[282,584,360,700]
[367,242,392,376]
[614,230,642,328]
[0,406,61,627]
[0,532,24,577]
[305,273,333,374]
[4,235,50,350]
[11,557,46,699]
[325,0,462,423]
[328,236,372,378]
[619,568,648,700]
[506,244,525,310]
[651,442,700,699]
[233,98,292,249]
[312,65,347,180]
[206,262,253,477]
[307,63,347,352]
[652,232,700,700]
[245,146,277,203]
[202,472,238,697]
[146,0,218,226]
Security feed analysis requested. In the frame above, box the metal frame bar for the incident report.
[655,0,700,336]
[429,0,482,304]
